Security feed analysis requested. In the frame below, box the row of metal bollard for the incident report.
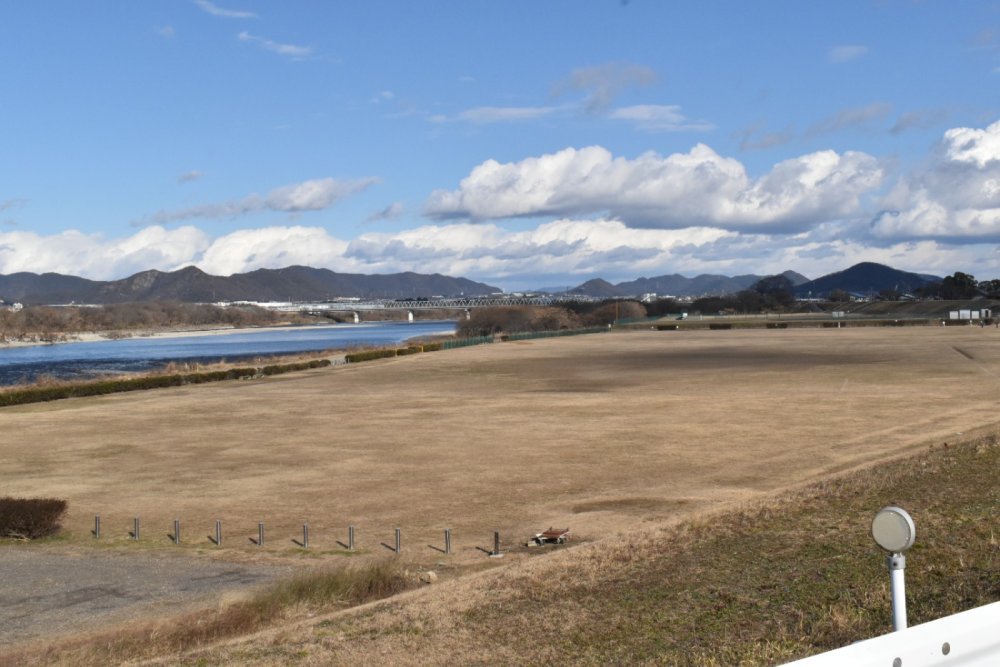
[91,515,505,556]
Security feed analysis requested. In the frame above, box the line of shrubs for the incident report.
[344,343,443,364]
[0,497,67,539]
[0,359,331,408]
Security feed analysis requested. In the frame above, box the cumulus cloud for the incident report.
[197,226,350,276]
[2,219,999,287]
[424,144,883,232]
[553,62,657,112]
[0,226,211,280]
[137,177,378,225]
[608,105,714,132]
[828,45,869,63]
[237,31,312,58]
[193,0,256,19]
[873,119,1000,239]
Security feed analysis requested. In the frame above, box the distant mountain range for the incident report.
[563,270,810,298]
[560,264,940,298]
[0,266,500,305]
[0,262,945,304]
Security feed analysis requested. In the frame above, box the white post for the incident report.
[888,553,907,631]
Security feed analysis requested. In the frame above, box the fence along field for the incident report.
[2,326,999,564]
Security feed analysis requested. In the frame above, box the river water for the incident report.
[0,320,457,386]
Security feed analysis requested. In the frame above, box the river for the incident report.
[0,320,457,386]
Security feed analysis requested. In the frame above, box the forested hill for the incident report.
[0,266,501,305]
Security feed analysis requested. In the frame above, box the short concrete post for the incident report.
[445,528,452,555]
[215,520,222,546]
[93,514,100,539]
[348,525,355,551]
[394,527,401,554]
[493,530,500,556]
[302,523,309,549]
[132,517,140,541]
[257,522,265,547]
[173,519,181,544]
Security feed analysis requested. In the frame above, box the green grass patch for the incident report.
[454,434,1000,665]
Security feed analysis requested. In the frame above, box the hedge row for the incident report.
[259,359,331,375]
[0,497,67,539]
[345,348,399,363]
[0,359,331,408]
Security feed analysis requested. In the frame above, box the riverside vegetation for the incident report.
[0,302,310,344]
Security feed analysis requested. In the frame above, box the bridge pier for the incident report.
[351,311,360,323]
[407,310,414,322]
[465,308,471,320]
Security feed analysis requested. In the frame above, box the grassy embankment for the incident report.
[0,356,334,407]
[8,431,997,666]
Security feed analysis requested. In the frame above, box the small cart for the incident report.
[528,527,570,546]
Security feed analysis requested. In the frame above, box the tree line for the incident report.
[0,302,307,343]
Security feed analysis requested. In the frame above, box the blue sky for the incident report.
[2,1,999,290]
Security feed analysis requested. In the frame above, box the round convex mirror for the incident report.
[871,506,915,553]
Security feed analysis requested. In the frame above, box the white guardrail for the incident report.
[783,600,1000,666]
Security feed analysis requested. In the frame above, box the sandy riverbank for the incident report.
[0,323,346,349]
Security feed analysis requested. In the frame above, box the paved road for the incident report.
[0,546,287,645]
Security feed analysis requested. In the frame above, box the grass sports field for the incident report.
[2,325,999,663]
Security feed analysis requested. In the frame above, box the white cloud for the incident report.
[0,226,211,280]
[237,31,312,58]
[197,226,350,276]
[177,170,203,184]
[137,176,378,224]
[609,105,714,132]
[2,220,999,288]
[873,119,1000,239]
[425,144,883,232]
[828,45,869,63]
[193,0,257,19]
[158,25,175,38]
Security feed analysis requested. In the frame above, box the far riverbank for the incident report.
[0,320,458,385]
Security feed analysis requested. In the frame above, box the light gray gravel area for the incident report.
[0,546,289,645]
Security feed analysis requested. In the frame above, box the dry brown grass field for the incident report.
[2,325,999,662]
